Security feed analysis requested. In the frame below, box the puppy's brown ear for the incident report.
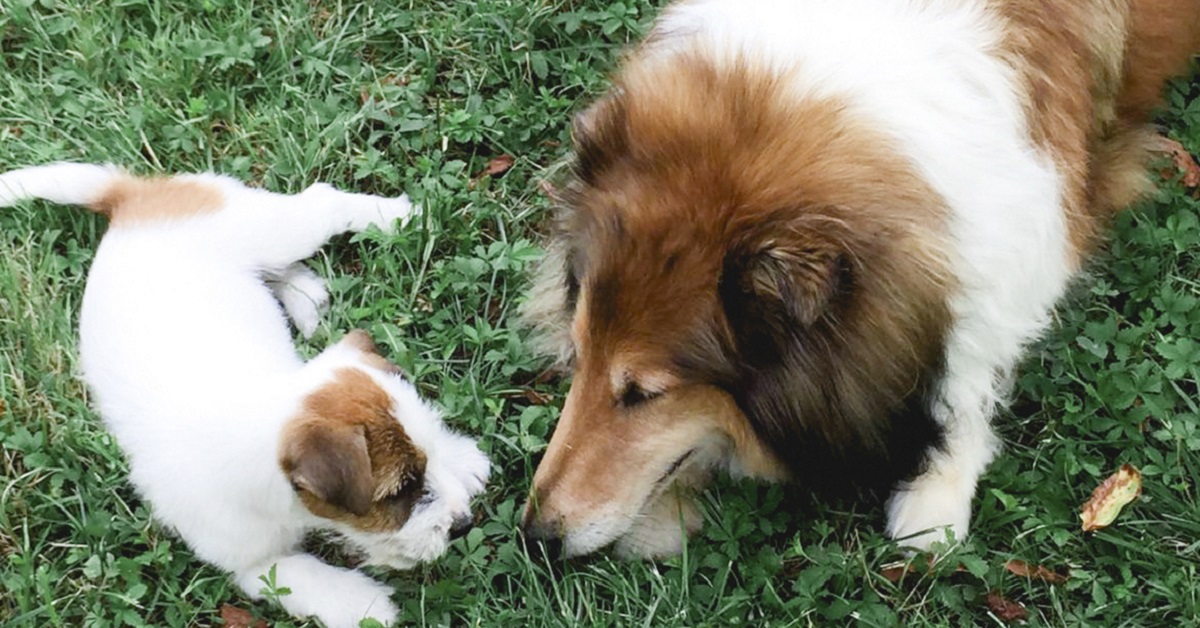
[340,329,406,377]
[340,329,379,353]
[281,420,374,516]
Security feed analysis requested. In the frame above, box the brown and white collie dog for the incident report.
[520,0,1200,558]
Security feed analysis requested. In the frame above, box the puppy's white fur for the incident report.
[0,163,490,627]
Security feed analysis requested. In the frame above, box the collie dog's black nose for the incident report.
[521,520,565,563]
[449,514,474,540]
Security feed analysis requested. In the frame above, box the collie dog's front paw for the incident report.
[885,471,973,552]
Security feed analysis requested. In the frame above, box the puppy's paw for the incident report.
[367,194,415,233]
[240,555,397,628]
[311,572,398,628]
[445,434,490,497]
[270,264,329,339]
[885,471,973,552]
[300,182,416,235]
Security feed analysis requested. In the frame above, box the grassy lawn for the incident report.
[1,1,1198,626]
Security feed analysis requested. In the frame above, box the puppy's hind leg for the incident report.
[235,554,398,628]
[267,263,329,339]
[235,182,414,272]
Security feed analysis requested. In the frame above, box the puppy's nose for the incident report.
[449,514,474,540]
[521,518,565,563]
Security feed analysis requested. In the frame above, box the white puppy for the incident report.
[0,163,491,628]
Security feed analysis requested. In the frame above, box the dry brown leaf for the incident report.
[881,563,915,583]
[1156,136,1200,188]
[1080,464,1143,532]
[986,591,1028,623]
[476,155,516,179]
[522,389,553,405]
[503,388,553,406]
[531,369,558,386]
[220,603,268,628]
[879,559,968,584]
[379,73,409,87]
[1004,560,1069,584]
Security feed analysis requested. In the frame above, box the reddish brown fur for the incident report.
[1118,0,1200,119]
[523,0,1200,549]
[528,376,780,533]
[90,176,224,226]
[280,368,426,533]
[996,0,1200,261]
[526,56,956,529]
[994,0,1099,259]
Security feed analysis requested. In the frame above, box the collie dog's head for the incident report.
[521,53,954,558]
[280,331,491,568]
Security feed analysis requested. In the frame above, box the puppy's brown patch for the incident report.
[280,368,426,532]
[90,176,224,227]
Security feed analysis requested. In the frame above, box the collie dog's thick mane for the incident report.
[529,55,960,491]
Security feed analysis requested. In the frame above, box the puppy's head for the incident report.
[280,331,490,568]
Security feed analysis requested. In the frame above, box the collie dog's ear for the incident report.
[281,420,374,516]
[721,232,848,339]
[571,94,628,185]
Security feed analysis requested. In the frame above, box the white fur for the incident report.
[612,483,706,560]
[559,429,732,558]
[650,0,1074,550]
[0,163,491,627]
[267,263,330,339]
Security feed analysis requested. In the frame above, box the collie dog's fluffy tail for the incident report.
[0,162,122,210]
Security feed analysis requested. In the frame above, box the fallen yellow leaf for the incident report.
[1080,464,1142,532]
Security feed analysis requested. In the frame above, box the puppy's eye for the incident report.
[618,383,664,409]
[381,473,423,502]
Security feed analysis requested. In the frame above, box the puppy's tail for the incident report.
[0,162,124,212]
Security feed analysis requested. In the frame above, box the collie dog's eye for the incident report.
[618,383,664,408]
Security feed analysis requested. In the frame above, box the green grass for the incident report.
[1,1,1198,626]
